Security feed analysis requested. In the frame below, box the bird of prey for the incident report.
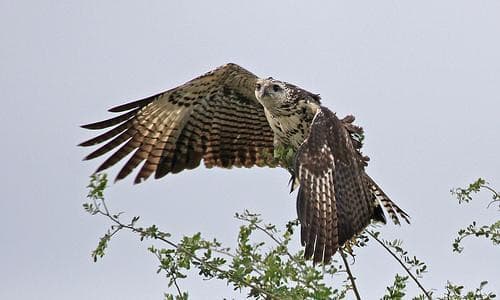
[80,63,409,264]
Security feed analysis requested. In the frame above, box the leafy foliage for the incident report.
[84,174,353,299]
[382,274,409,300]
[441,281,496,300]
[451,178,500,253]
[84,174,497,299]
[273,144,297,170]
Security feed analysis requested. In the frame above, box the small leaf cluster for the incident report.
[451,178,499,206]
[451,178,487,204]
[230,211,349,299]
[383,274,409,300]
[453,221,500,253]
[273,144,296,170]
[451,179,499,253]
[440,281,496,300]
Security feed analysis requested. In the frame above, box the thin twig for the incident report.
[481,185,500,209]
[211,248,265,277]
[236,217,315,287]
[172,275,183,298]
[246,216,351,292]
[253,222,306,273]
[481,184,500,199]
[367,230,431,299]
[96,199,277,299]
[152,251,184,297]
[486,199,500,209]
[339,249,361,300]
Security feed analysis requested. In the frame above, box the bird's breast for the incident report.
[265,111,312,149]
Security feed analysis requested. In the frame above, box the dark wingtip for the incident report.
[108,97,156,112]
[133,175,147,185]
[372,205,387,224]
[79,110,137,130]
[394,206,411,225]
[402,214,411,224]
[304,241,314,262]
[108,106,127,113]
[322,255,331,265]
[94,163,109,174]
[81,123,100,130]
[80,122,110,130]
[113,176,123,184]
[78,140,94,147]
[83,150,104,161]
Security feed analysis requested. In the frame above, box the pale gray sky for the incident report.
[1,1,499,299]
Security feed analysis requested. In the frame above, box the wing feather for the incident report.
[295,107,373,264]
[80,63,276,182]
[364,174,411,225]
[79,121,133,148]
[80,109,140,130]
[295,107,410,263]
[108,95,158,112]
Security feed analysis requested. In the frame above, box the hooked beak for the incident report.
[260,87,270,98]
[256,84,269,100]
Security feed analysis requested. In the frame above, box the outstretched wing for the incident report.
[80,63,276,183]
[294,107,382,264]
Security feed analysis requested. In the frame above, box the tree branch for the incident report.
[95,198,278,299]
[339,248,361,300]
[367,230,431,299]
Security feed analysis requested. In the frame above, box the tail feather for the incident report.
[365,174,410,225]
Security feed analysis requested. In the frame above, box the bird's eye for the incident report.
[272,84,281,92]
[255,83,261,90]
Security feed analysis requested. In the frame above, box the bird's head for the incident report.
[255,77,321,114]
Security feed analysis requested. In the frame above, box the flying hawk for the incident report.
[80,63,409,264]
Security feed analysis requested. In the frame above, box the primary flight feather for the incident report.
[80,63,409,264]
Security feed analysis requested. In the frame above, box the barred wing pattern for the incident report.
[365,174,410,226]
[80,64,276,183]
[294,107,409,264]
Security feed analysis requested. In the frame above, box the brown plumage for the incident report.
[294,108,410,263]
[80,64,277,184]
[80,63,409,264]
